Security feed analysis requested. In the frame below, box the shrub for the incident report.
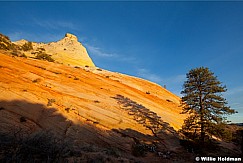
[37,47,45,51]
[0,130,69,162]
[0,42,9,50]
[0,33,10,41]
[35,52,54,62]
[22,42,33,51]
[146,91,150,94]
[65,108,70,113]
[47,99,55,106]
[32,78,41,83]
[11,50,19,56]
[0,33,12,50]
[0,33,21,51]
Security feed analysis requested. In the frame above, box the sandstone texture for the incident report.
[1,32,240,162]
[0,52,192,162]
[14,33,95,67]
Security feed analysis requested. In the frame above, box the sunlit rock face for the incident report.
[15,33,95,67]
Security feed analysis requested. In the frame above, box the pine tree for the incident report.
[180,67,237,146]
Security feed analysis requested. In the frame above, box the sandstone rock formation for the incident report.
[0,33,241,162]
[0,51,192,162]
[14,33,95,67]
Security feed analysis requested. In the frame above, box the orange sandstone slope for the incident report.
[0,52,185,131]
[0,52,189,161]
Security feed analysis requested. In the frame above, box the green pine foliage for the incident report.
[179,67,237,145]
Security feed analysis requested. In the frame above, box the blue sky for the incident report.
[0,1,243,123]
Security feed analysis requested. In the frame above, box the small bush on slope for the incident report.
[35,52,55,62]
[21,41,33,51]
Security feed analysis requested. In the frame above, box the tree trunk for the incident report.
[200,121,205,147]
[199,90,205,147]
